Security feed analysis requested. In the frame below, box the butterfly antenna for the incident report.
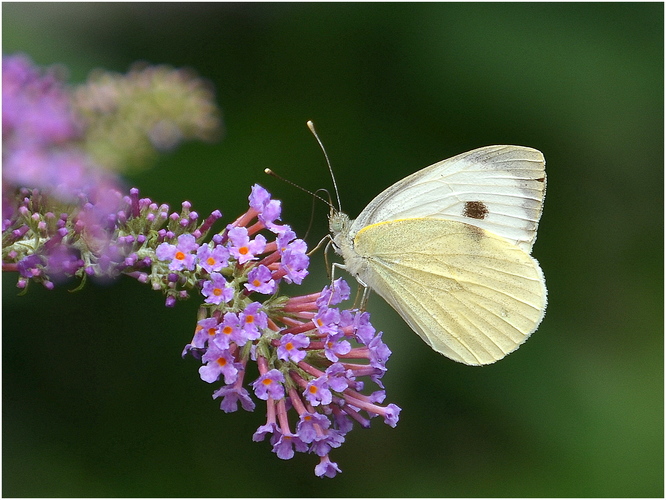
[264,168,333,209]
[307,120,342,212]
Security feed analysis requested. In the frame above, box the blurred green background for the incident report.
[3,3,663,497]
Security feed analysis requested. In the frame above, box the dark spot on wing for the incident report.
[463,201,489,220]
[535,177,545,183]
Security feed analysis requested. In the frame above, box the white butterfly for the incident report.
[329,145,547,366]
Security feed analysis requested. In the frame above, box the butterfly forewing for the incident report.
[350,145,546,253]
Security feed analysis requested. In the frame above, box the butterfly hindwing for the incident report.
[352,218,547,365]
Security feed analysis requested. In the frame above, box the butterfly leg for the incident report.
[330,261,346,283]
[324,261,346,307]
[307,234,331,257]
[330,261,371,310]
[358,283,371,311]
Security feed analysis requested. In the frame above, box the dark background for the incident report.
[3,3,663,497]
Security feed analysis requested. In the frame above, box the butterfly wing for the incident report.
[353,218,547,365]
[350,145,546,253]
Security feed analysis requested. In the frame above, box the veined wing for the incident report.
[350,145,546,253]
[354,218,547,365]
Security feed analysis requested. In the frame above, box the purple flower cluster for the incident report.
[2,54,123,211]
[177,185,400,478]
[144,184,308,308]
[252,282,399,478]
[4,182,401,477]
[2,186,222,291]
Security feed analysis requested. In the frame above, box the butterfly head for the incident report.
[328,210,349,238]
[328,209,353,255]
